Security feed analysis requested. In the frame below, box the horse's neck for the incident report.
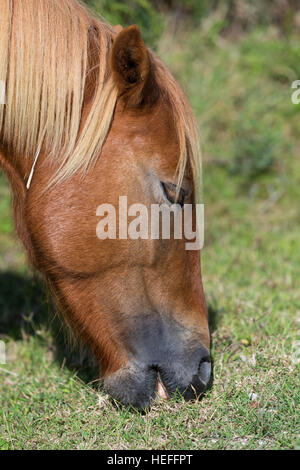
[0,146,37,263]
[0,145,34,190]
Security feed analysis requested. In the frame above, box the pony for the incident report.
[0,0,210,409]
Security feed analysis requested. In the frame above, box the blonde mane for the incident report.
[0,0,201,196]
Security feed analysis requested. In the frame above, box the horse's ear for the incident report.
[111,25,159,107]
[112,25,123,35]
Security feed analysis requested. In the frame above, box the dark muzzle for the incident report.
[103,313,211,409]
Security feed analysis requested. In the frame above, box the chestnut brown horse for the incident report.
[0,0,210,409]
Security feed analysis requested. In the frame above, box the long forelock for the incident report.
[0,0,118,185]
[152,55,202,202]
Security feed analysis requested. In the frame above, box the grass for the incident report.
[0,18,299,450]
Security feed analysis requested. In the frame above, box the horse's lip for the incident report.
[157,374,169,400]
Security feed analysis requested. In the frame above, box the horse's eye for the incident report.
[160,182,187,207]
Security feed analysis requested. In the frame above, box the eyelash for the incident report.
[160,182,187,207]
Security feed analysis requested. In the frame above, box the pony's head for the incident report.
[0,1,210,409]
[101,27,210,407]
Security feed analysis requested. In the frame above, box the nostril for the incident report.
[198,357,211,387]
